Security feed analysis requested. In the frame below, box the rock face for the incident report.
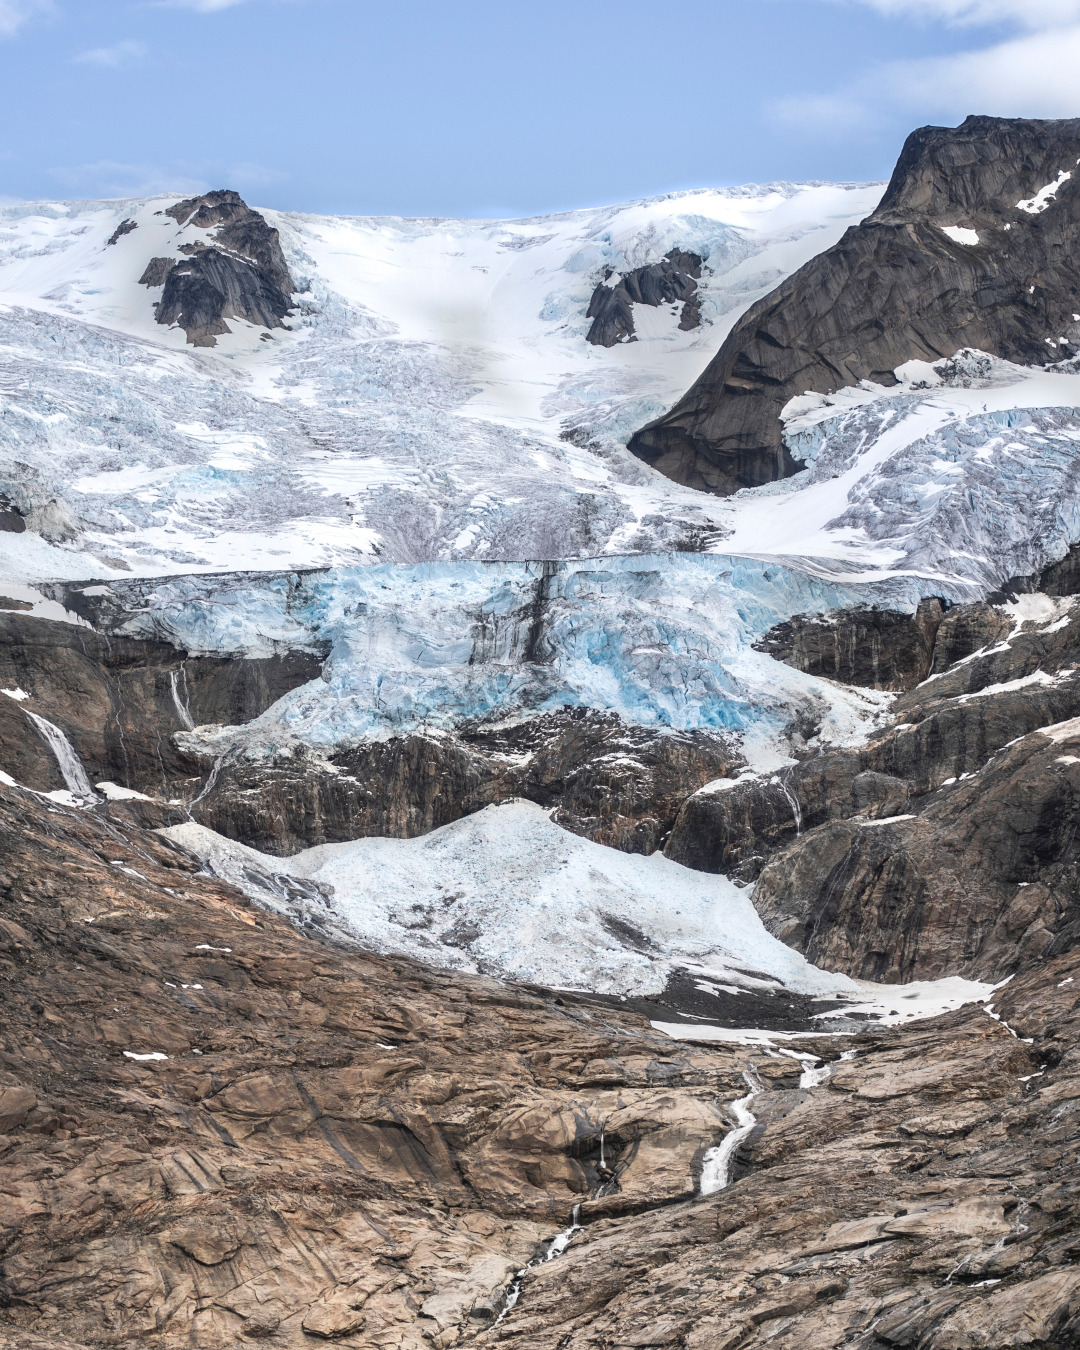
[140,190,295,346]
[0,612,321,804]
[629,116,1080,493]
[0,612,736,856]
[585,250,703,347]
[754,598,946,692]
[0,778,1078,1350]
[194,711,738,857]
[669,591,1080,981]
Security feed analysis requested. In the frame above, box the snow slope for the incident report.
[0,183,881,577]
[161,800,992,1020]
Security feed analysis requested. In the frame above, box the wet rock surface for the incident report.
[0,613,320,805]
[629,116,1080,493]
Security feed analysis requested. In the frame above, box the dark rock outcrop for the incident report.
[755,597,945,691]
[105,218,137,246]
[140,190,295,347]
[669,593,1080,981]
[191,711,738,857]
[629,116,1080,493]
[586,250,702,347]
[0,613,321,802]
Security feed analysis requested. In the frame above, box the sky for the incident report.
[0,0,1078,218]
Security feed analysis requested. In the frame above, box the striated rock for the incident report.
[141,189,295,346]
[629,116,1080,493]
[0,775,1078,1350]
[0,782,751,1348]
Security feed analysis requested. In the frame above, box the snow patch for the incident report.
[941,226,979,245]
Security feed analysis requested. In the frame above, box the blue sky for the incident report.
[1,0,1079,217]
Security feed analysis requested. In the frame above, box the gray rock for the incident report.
[145,190,295,346]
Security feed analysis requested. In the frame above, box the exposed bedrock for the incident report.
[629,116,1080,493]
[585,249,703,347]
[0,778,1078,1349]
[0,613,320,807]
[139,189,295,346]
[190,711,739,857]
[669,594,1080,981]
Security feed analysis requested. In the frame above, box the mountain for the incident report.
[629,115,1080,493]
[2,118,1080,1350]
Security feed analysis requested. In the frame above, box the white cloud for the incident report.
[73,40,147,67]
[0,0,51,38]
[845,0,1080,29]
[777,4,1080,135]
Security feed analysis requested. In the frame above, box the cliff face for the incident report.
[628,116,1080,493]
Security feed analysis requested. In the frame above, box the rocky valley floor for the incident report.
[0,779,1077,1350]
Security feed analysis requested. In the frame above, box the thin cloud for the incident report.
[0,0,51,38]
[49,160,211,198]
[839,0,1080,29]
[73,40,147,67]
[162,0,253,10]
[776,3,1080,136]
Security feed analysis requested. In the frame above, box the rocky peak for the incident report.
[628,115,1080,495]
[873,114,1080,225]
[140,188,295,347]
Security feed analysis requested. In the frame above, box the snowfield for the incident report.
[162,800,993,1021]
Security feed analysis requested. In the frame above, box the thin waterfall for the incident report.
[494,1203,583,1325]
[700,1068,764,1196]
[188,754,226,811]
[170,667,195,731]
[25,713,99,802]
[779,769,802,835]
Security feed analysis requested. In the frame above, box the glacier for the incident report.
[0,182,881,576]
[86,552,899,770]
[161,799,993,1021]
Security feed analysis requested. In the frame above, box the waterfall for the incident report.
[779,770,802,835]
[25,713,99,802]
[170,667,195,731]
[188,754,225,810]
[700,1068,764,1196]
[494,1203,583,1324]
